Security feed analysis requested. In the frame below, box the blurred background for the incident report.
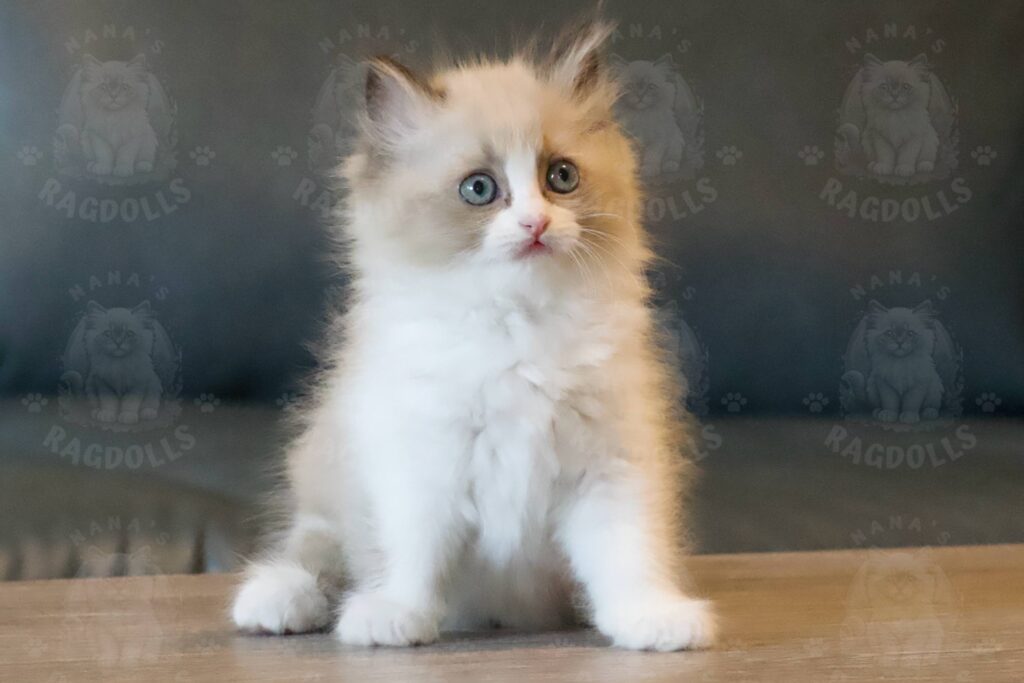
[0,0,1021,580]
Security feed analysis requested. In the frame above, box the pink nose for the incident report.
[519,215,550,238]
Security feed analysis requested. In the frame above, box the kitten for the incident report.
[62,301,165,425]
[611,55,686,177]
[79,54,159,177]
[840,54,939,178]
[842,300,944,424]
[232,20,715,651]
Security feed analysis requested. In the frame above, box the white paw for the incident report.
[335,592,438,647]
[597,596,715,652]
[232,563,330,634]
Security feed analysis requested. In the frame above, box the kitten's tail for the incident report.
[839,370,866,412]
[59,370,83,396]
[836,123,861,165]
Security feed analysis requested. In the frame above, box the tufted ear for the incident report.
[547,17,615,98]
[908,53,930,73]
[863,53,883,69]
[362,56,442,147]
[865,300,887,327]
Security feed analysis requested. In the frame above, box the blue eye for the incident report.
[547,159,579,194]
[459,173,498,206]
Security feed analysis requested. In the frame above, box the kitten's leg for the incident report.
[922,379,943,420]
[558,472,714,651]
[895,138,923,177]
[334,460,464,647]
[642,143,664,178]
[873,382,900,423]
[897,384,927,424]
[918,131,939,173]
[113,140,139,177]
[663,134,684,174]
[135,133,157,173]
[868,137,895,176]
[92,382,119,423]
[232,515,343,634]
[116,391,143,425]
[88,137,114,175]
[139,379,161,421]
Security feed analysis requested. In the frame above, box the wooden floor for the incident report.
[1,544,1022,682]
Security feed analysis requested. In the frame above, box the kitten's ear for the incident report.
[608,54,629,73]
[913,299,936,320]
[85,300,105,316]
[908,53,930,72]
[128,54,147,69]
[547,17,615,98]
[863,53,883,69]
[362,56,441,144]
[132,300,153,319]
[81,54,102,78]
[653,54,676,69]
[865,300,887,326]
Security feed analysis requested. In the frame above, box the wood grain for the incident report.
[1,544,1022,682]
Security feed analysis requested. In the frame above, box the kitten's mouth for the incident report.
[516,239,552,259]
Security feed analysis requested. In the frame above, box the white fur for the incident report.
[233,26,714,651]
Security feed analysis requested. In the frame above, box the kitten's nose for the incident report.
[519,215,550,238]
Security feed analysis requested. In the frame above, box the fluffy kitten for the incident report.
[232,21,714,651]
[841,54,939,178]
[62,301,165,425]
[611,55,686,177]
[79,54,159,177]
[842,300,944,424]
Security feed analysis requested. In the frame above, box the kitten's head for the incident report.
[83,301,154,360]
[81,54,150,112]
[860,552,943,610]
[861,54,931,112]
[865,300,937,359]
[341,20,644,285]
[610,54,677,112]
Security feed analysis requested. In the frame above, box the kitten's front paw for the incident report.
[662,160,680,173]
[921,408,939,420]
[335,592,438,647]
[899,411,920,424]
[917,161,935,173]
[93,408,117,423]
[894,163,915,177]
[232,563,330,634]
[118,411,139,425]
[596,597,715,652]
[113,164,134,178]
[88,161,112,175]
[140,408,158,421]
[868,161,893,176]
[135,161,154,173]
[874,409,897,423]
